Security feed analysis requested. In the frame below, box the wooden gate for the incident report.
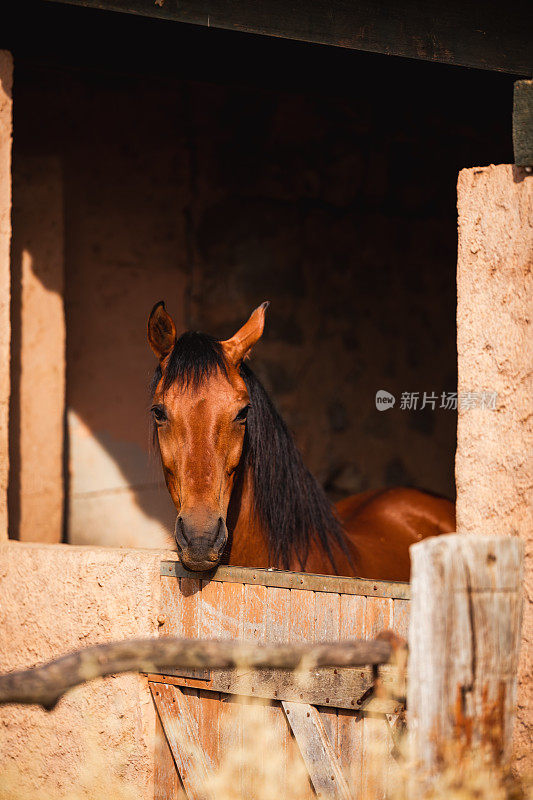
[148,563,409,800]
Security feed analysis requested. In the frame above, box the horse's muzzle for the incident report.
[174,514,228,572]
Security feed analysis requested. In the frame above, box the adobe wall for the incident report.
[0,51,12,540]
[0,541,177,798]
[456,164,532,771]
[9,156,65,542]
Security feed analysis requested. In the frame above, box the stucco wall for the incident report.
[0,51,12,540]
[0,541,176,798]
[456,164,532,771]
[9,156,65,542]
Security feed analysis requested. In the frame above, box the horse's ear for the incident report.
[221,301,269,365]
[147,301,177,361]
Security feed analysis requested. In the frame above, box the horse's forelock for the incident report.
[150,331,228,397]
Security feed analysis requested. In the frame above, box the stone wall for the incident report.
[456,165,532,771]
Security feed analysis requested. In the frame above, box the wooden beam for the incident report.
[151,682,214,800]
[282,701,352,800]
[145,664,403,713]
[0,51,13,541]
[161,561,410,600]
[42,0,533,75]
[154,710,182,800]
[407,534,524,774]
[513,80,533,167]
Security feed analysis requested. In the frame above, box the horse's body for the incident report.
[228,483,454,581]
[147,302,455,582]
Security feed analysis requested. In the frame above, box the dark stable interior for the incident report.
[3,1,517,545]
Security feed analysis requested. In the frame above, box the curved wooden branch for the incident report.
[0,636,392,710]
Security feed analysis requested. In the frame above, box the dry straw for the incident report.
[0,679,530,800]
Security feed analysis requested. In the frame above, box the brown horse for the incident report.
[147,301,455,581]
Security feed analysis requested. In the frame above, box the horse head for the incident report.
[147,301,268,571]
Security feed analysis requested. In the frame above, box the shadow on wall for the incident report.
[8,152,180,547]
[67,410,175,549]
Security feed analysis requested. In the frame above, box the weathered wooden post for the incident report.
[408,533,524,773]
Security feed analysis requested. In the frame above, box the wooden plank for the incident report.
[265,585,291,645]
[150,682,214,800]
[282,701,352,800]
[338,595,366,798]
[145,667,399,712]
[289,586,316,643]
[161,562,410,600]
[197,580,222,770]
[314,591,341,752]
[362,597,393,800]
[513,79,533,166]
[154,711,183,800]
[264,586,292,794]
[242,583,268,793]
[43,0,533,74]
[161,575,203,729]
[391,598,410,641]
[216,581,244,793]
[408,534,524,775]
[179,577,201,731]
[288,587,318,800]
[160,575,209,679]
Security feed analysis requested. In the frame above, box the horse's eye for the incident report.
[151,405,167,423]
[234,404,250,422]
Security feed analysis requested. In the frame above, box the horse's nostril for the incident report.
[175,516,189,547]
[213,517,227,552]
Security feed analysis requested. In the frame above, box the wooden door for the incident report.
[149,564,409,799]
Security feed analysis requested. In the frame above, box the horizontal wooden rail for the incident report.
[161,561,410,599]
[0,635,397,711]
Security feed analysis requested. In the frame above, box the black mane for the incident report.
[151,331,348,571]
[150,331,228,395]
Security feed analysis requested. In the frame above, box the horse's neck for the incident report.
[226,465,270,568]
[225,458,350,574]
